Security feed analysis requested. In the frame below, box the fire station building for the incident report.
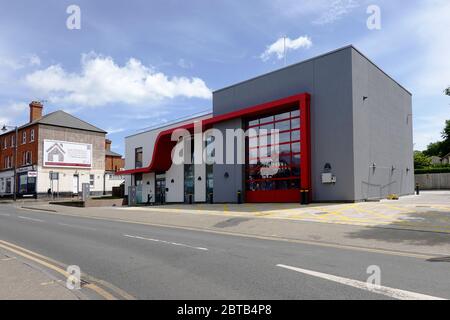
[121,46,414,203]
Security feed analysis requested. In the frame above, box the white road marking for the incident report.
[57,222,97,231]
[17,216,44,222]
[277,264,446,300]
[123,234,208,251]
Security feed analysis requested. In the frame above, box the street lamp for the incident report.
[1,125,18,201]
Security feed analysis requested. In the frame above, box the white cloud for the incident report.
[105,127,126,135]
[25,53,212,108]
[313,0,359,25]
[178,58,194,69]
[0,54,41,70]
[0,102,28,127]
[261,36,312,61]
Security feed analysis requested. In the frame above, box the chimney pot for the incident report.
[105,139,112,151]
[29,101,43,123]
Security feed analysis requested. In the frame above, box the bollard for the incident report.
[237,190,242,204]
[416,184,420,196]
[209,193,213,204]
[189,194,193,205]
[304,190,310,205]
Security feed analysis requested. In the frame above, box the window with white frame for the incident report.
[22,131,26,144]
[11,135,15,147]
[30,129,35,142]
[89,174,95,187]
[23,151,32,165]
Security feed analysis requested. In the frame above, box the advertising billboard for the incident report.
[43,140,92,168]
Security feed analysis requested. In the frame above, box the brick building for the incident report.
[0,101,124,198]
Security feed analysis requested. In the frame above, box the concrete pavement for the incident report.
[1,204,450,299]
[0,246,82,300]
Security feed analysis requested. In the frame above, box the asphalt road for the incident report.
[0,205,449,300]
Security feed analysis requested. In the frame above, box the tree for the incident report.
[445,86,450,96]
[423,141,443,157]
[423,120,450,157]
[440,120,450,156]
[414,151,431,169]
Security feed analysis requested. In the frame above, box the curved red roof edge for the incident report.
[117,93,310,176]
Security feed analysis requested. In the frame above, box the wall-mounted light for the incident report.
[371,163,376,173]
[224,172,229,179]
[197,176,202,181]
[171,179,174,184]
[391,166,396,172]
[363,96,369,101]
[406,167,410,173]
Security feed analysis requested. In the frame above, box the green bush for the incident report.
[415,167,450,174]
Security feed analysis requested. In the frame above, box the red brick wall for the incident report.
[0,125,39,170]
[105,155,125,172]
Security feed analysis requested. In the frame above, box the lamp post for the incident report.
[1,125,18,201]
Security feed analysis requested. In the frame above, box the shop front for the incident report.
[17,165,37,198]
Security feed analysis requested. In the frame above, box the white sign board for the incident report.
[27,171,38,178]
[44,140,92,168]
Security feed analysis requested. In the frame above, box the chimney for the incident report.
[29,101,43,123]
[105,139,112,151]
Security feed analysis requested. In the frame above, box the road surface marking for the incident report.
[276,264,446,300]
[123,234,208,251]
[57,222,97,231]
[18,209,437,259]
[40,280,63,286]
[17,216,44,222]
[0,239,132,300]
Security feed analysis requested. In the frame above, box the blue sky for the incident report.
[0,0,449,155]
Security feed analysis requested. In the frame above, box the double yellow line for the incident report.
[0,239,134,300]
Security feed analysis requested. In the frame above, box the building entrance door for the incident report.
[155,175,166,204]
[73,175,79,194]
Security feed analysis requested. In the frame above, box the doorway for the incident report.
[72,174,79,195]
[155,175,166,204]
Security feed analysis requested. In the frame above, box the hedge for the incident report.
[415,167,450,174]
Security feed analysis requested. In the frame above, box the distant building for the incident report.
[0,101,124,198]
[442,153,450,165]
[430,156,443,165]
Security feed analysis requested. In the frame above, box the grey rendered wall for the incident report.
[213,118,245,203]
[415,173,450,190]
[351,49,414,200]
[213,47,356,202]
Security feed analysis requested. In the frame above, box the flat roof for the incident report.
[125,110,212,139]
[213,45,411,96]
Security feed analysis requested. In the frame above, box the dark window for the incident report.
[245,107,302,191]
[184,164,194,203]
[135,147,143,168]
[134,173,143,186]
